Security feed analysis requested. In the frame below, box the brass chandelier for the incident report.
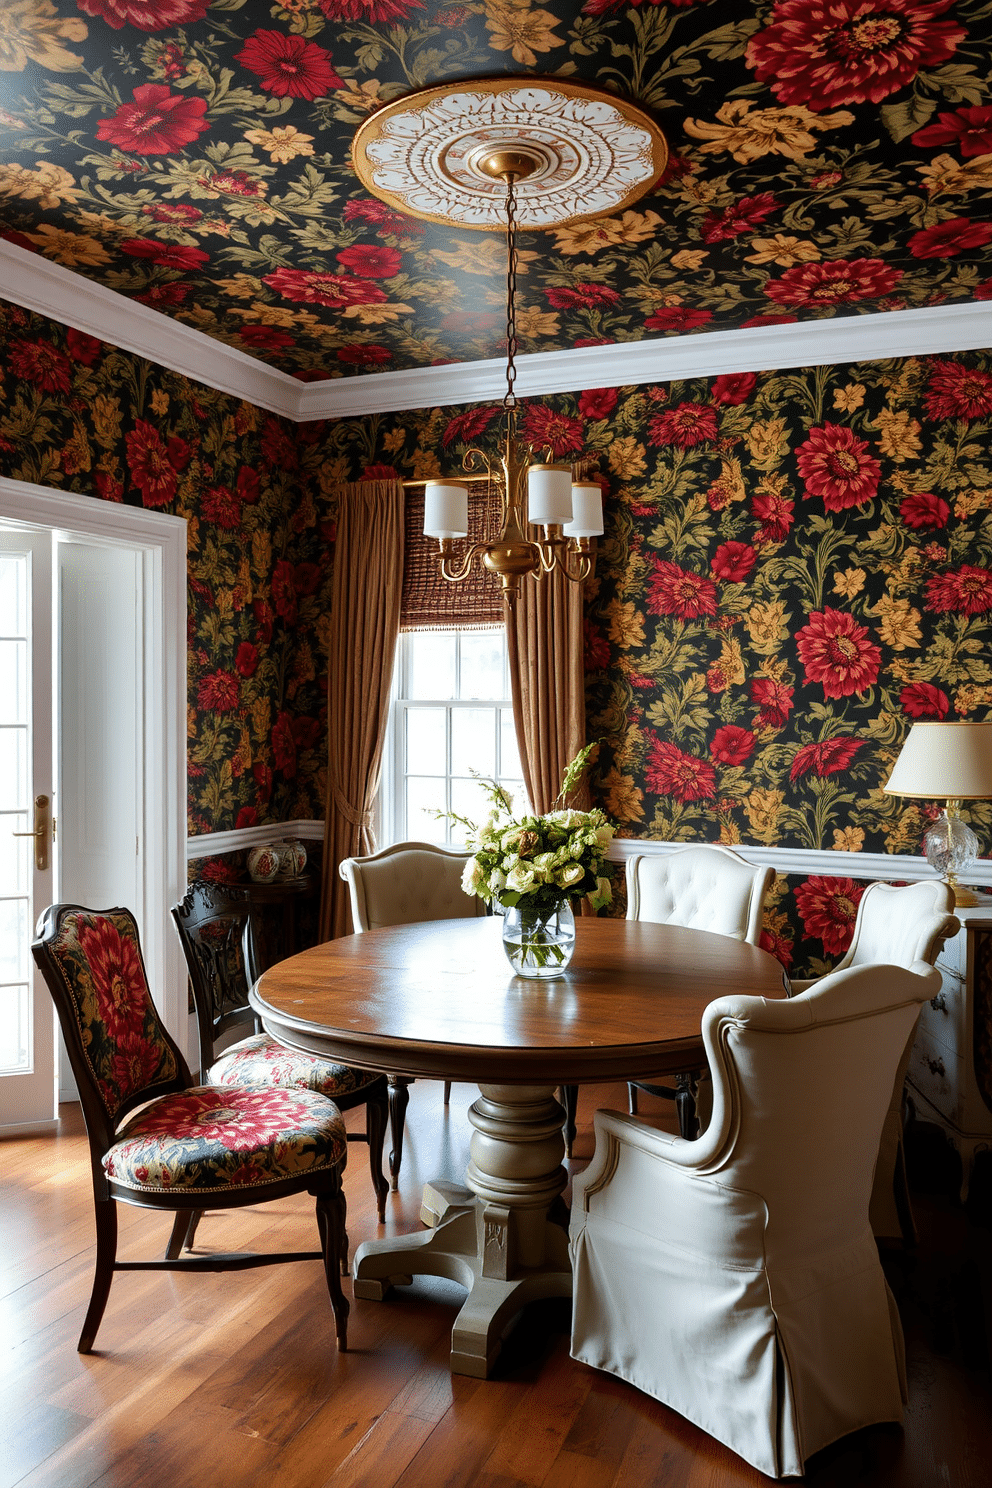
[352,78,668,605]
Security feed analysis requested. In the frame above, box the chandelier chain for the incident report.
[502,173,518,412]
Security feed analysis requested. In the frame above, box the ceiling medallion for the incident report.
[351,77,668,231]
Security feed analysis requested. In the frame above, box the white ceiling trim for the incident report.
[5,238,992,424]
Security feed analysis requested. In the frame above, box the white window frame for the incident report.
[380,628,523,849]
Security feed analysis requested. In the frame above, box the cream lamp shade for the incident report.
[423,479,469,540]
[563,481,604,539]
[527,464,573,526]
[883,721,992,799]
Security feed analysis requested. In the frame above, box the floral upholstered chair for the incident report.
[32,903,350,1355]
[172,881,389,1223]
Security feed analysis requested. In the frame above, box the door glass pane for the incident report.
[406,708,446,775]
[0,814,28,895]
[0,984,30,1075]
[0,641,27,724]
[0,554,27,635]
[451,707,496,778]
[407,630,456,700]
[406,776,446,842]
[0,729,27,812]
[459,630,505,700]
[0,898,28,983]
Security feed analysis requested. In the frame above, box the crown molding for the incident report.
[5,239,992,424]
[607,836,992,889]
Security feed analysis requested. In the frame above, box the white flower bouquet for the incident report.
[449,745,614,975]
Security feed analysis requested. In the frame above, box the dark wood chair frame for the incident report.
[172,880,389,1221]
[33,902,350,1355]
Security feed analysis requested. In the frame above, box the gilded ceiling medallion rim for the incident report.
[351,75,668,233]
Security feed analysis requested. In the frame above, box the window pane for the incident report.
[496,779,526,818]
[0,729,27,811]
[406,708,447,775]
[499,708,521,779]
[0,814,29,896]
[0,554,27,636]
[405,777,447,843]
[451,707,495,778]
[450,776,491,841]
[459,630,505,700]
[0,641,27,725]
[407,630,456,700]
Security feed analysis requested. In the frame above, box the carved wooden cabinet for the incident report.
[905,903,992,1198]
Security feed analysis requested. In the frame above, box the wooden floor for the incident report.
[2,1082,990,1488]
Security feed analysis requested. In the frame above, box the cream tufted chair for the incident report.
[790,879,958,1242]
[339,841,487,1188]
[569,959,942,1479]
[621,845,775,1140]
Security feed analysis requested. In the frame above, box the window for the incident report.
[382,628,526,847]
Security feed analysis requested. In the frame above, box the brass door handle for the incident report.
[12,794,50,871]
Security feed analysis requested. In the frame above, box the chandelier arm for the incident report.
[438,541,485,583]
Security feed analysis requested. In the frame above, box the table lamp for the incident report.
[883,720,992,906]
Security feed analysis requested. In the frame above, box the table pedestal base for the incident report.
[352,1084,572,1377]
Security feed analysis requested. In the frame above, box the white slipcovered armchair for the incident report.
[569,959,942,1480]
[339,841,486,1187]
[790,880,958,1242]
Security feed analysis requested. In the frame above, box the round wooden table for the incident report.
[249,915,787,1378]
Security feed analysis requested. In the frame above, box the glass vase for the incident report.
[502,900,576,980]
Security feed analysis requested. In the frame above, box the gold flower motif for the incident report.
[411,448,443,480]
[215,274,264,300]
[746,599,789,654]
[0,159,80,209]
[150,389,170,417]
[873,407,922,463]
[483,0,564,67]
[607,436,647,481]
[431,239,536,276]
[606,600,646,650]
[833,382,865,413]
[954,490,988,518]
[91,394,122,451]
[670,249,708,271]
[244,126,316,164]
[717,635,746,687]
[871,594,922,651]
[884,806,923,855]
[602,766,644,823]
[746,234,821,267]
[341,300,415,323]
[917,151,992,197]
[832,567,866,600]
[745,788,784,844]
[832,826,865,852]
[25,223,109,267]
[552,209,663,257]
[747,417,789,468]
[0,0,86,73]
[683,100,854,163]
[513,305,560,339]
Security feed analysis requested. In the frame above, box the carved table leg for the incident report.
[386,1074,411,1192]
[353,1083,571,1378]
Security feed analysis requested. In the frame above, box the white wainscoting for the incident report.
[185,819,992,889]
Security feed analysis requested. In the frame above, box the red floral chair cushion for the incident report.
[208,1033,381,1098]
[47,909,179,1122]
[103,1085,347,1194]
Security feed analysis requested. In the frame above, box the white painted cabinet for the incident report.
[906,904,992,1198]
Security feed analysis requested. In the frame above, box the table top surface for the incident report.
[249,916,788,1085]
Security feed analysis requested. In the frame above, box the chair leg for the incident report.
[366,1090,389,1224]
[561,1083,578,1158]
[387,1074,411,1192]
[314,1180,350,1351]
[78,1198,118,1354]
[443,1080,451,1105]
[674,1073,698,1141]
[628,1082,639,1115]
[165,1208,197,1261]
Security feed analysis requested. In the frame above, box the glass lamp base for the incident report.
[924,808,982,906]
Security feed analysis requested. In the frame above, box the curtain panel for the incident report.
[320,480,404,941]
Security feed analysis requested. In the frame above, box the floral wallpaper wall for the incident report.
[322,344,992,974]
[1,0,992,377]
[0,297,334,841]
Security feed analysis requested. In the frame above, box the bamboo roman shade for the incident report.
[400,482,505,630]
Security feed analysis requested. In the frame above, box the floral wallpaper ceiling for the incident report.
[1,0,992,380]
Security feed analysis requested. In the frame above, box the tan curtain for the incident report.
[319,480,404,940]
[506,567,588,816]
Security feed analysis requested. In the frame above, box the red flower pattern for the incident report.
[578,387,619,419]
[766,258,902,308]
[336,245,402,279]
[78,915,149,1040]
[751,677,793,728]
[96,84,209,153]
[711,373,757,405]
[789,737,861,781]
[796,608,882,698]
[908,218,992,259]
[544,285,621,309]
[125,420,190,506]
[753,490,794,542]
[912,105,992,157]
[745,0,965,111]
[78,0,209,27]
[648,560,718,620]
[796,423,881,510]
[924,361,992,420]
[711,542,757,582]
[646,740,717,802]
[263,267,387,311]
[900,682,950,718]
[711,725,757,765]
[197,670,239,710]
[520,405,585,458]
[644,307,713,333]
[900,492,949,528]
[8,339,72,393]
[700,193,778,243]
[648,402,718,448]
[317,0,424,19]
[235,31,342,99]
[925,565,992,615]
[122,238,209,271]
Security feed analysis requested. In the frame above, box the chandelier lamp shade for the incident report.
[883,720,992,906]
[352,78,668,604]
